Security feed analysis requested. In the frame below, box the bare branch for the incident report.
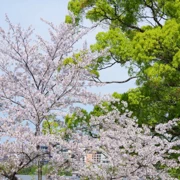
[92,76,137,84]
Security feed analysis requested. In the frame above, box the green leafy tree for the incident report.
[67,0,180,125]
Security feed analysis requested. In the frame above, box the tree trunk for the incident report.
[7,174,18,180]
[12,176,18,180]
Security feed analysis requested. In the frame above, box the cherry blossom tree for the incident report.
[0,15,103,133]
[62,99,180,180]
[0,15,105,179]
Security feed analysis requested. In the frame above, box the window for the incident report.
[103,160,109,164]
[92,153,101,163]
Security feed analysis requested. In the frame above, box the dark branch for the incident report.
[92,76,137,84]
[97,61,117,70]
[143,0,163,27]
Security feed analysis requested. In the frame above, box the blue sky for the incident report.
[0,0,136,95]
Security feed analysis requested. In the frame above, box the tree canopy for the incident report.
[67,0,180,127]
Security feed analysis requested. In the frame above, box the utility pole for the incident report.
[37,145,50,180]
[38,159,43,180]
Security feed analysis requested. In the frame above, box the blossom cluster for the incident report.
[72,101,180,180]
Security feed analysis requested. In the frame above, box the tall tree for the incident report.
[67,0,180,126]
[0,15,104,179]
